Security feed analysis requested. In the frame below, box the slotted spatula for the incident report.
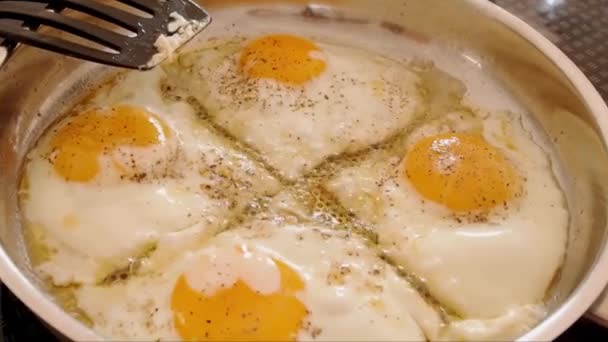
[0,0,211,69]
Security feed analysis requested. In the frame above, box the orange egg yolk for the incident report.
[404,132,520,212]
[240,34,326,85]
[171,259,307,341]
[49,105,170,182]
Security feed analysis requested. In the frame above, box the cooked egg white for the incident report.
[75,218,445,341]
[20,69,281,285]
[325,110,568,340]
[163,34,422,180]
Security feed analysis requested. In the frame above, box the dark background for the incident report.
[1,0,608,341]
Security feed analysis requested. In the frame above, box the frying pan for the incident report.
[1,0,607,340]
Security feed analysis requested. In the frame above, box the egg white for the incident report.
[163,37,422,180]
[20,68,281,285]
[325,110,568,340]
[75,217,445,341]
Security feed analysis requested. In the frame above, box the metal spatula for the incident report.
[0,0,211,69]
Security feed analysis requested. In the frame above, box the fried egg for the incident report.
[74,218,444,341]
[19,68,281,285]
[325,110,568,340]
[163,34,422,180]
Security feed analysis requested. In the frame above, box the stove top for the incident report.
[1,285,59,342]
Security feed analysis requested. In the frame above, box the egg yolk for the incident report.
[240,34,326,85]
[171,259,307,341]
[49,105,170,182]
[404,132,520,212]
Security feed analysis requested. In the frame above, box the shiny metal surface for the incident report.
[495,0,608,326]
[0,0,212,70]
[0,0,607,341]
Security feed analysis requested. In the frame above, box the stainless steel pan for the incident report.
[1,0,608,340]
